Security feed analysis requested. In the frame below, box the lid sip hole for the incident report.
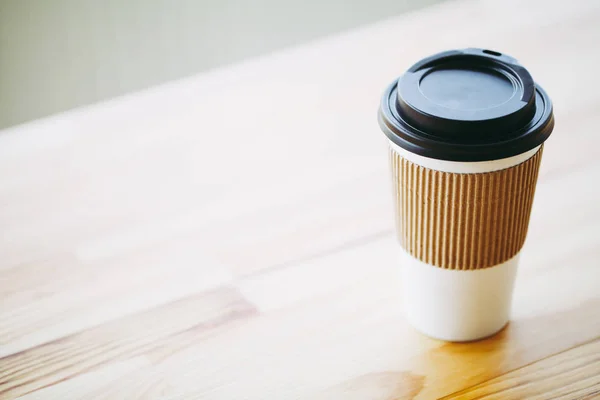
[483,49,502,56]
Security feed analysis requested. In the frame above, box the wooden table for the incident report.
[1,0,600,398]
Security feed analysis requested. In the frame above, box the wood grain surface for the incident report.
[1,0,600,398]
[443,339,600,399]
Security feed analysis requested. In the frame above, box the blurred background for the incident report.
[0,0,445,130]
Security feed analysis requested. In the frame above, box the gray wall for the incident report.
[0,0,443,129]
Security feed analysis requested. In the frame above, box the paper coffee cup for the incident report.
[378,48,555,341]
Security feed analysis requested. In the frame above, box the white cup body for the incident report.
[389,141,540,341]
[401,247,518,341]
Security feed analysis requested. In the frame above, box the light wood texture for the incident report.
[1,0,600,398]
[444,339,600,400]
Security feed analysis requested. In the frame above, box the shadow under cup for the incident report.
[378,48,555,342]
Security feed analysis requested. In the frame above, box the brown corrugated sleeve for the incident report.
[390,147,543,270]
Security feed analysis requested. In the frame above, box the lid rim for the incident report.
[379,48,555,162]
[379,85,554,162]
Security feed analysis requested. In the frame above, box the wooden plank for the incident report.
[0,287,257,398]
[443,339,600,400]
[2,231,598,399]
[0,237,232,358]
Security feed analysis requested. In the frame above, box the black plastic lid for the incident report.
[378,48,554,161]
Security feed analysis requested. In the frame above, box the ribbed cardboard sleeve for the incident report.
[390,147,543,270]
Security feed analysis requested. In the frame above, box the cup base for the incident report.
[400,248,519,342]
[407,318,509,343]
